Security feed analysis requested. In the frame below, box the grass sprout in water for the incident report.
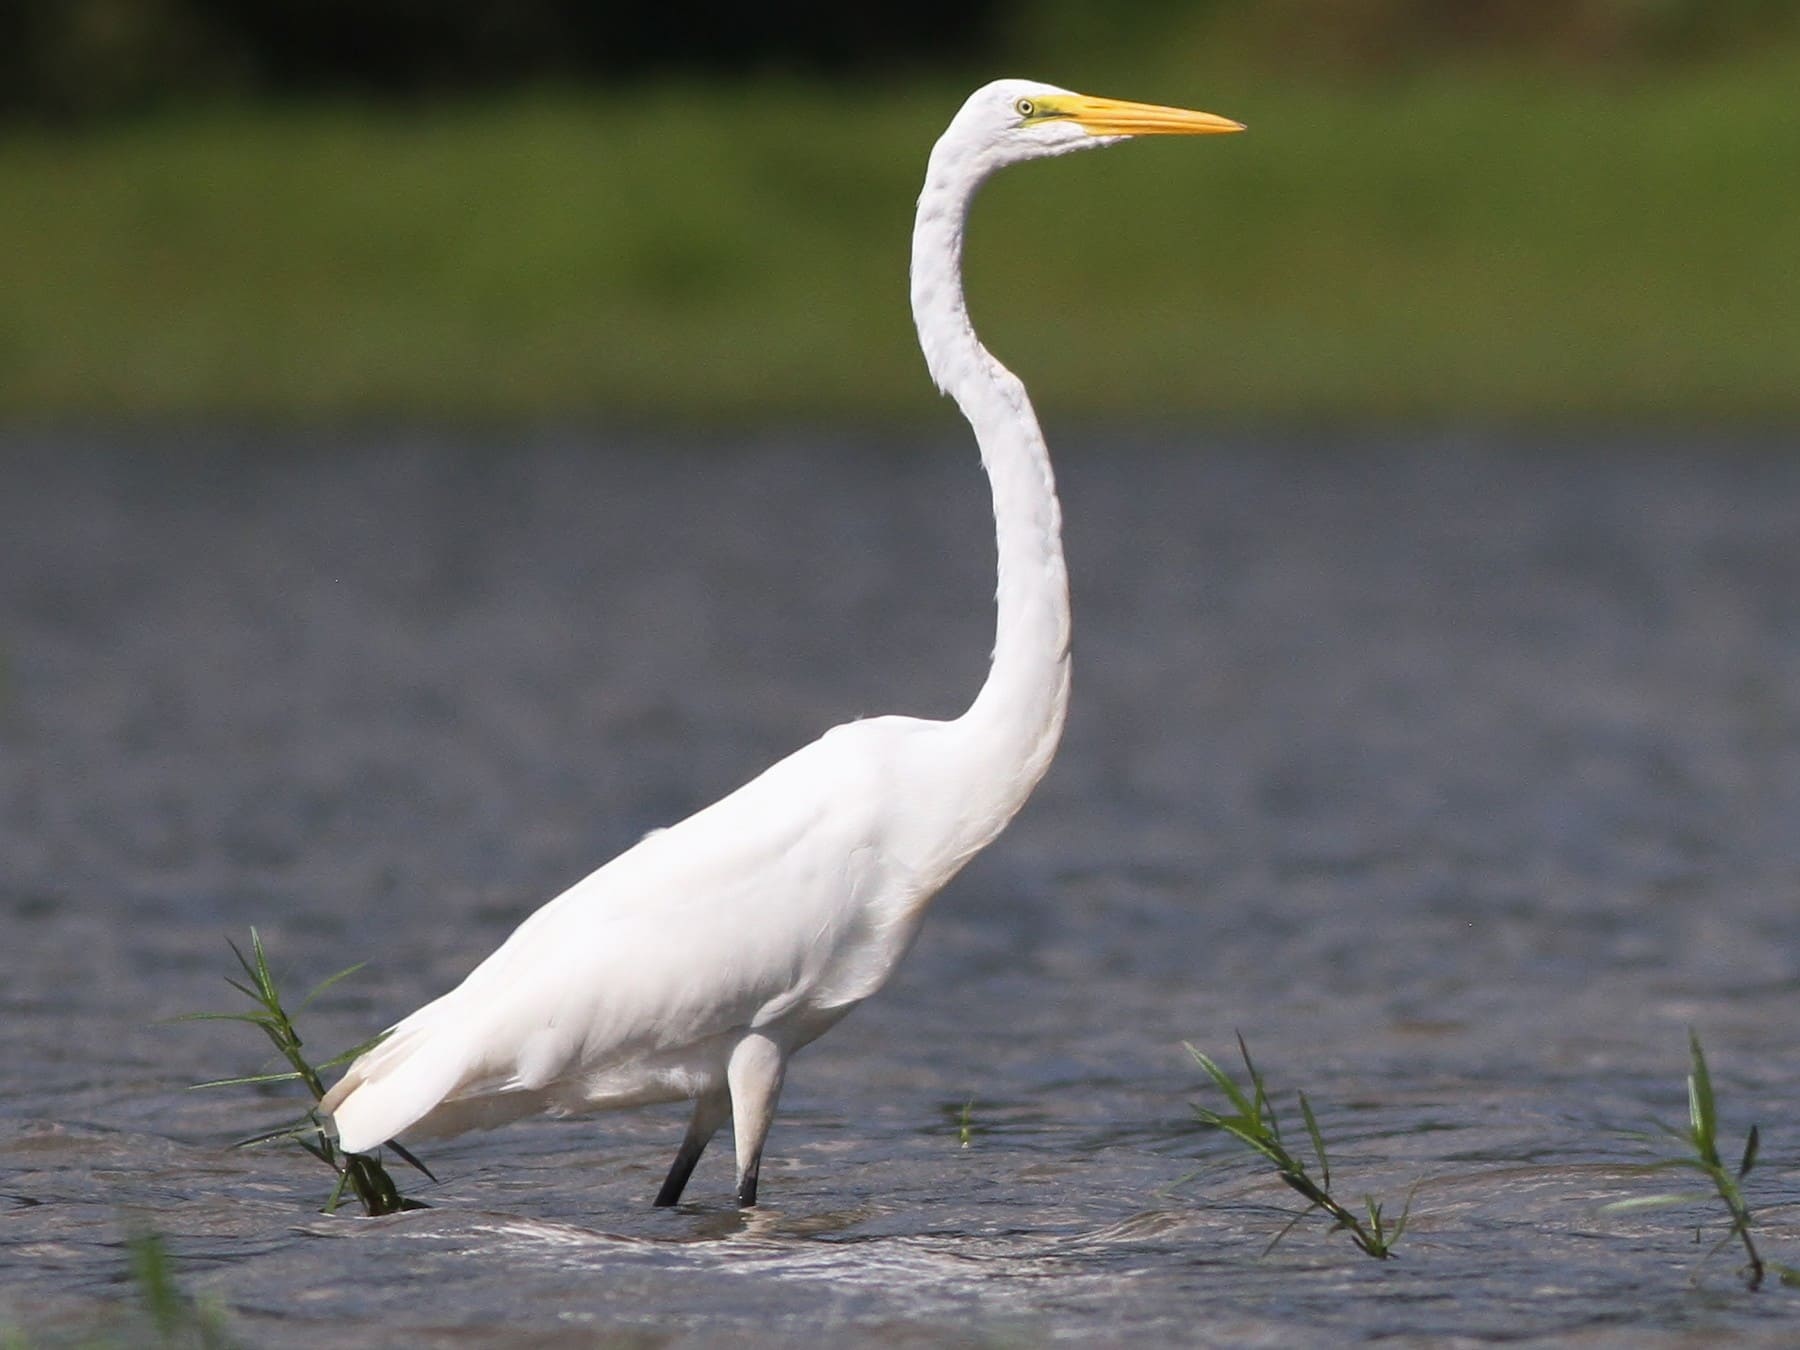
[125,1229,232,1348]
[1187,1035,1412,1260]
[1604,1030,1799,1291]
[179,928,432,1216]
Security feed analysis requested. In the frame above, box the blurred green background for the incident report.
[3,0,1798,423]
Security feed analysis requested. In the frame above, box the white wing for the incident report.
[325,718,930,1153]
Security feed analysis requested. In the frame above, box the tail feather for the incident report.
[324,1024,472,1156]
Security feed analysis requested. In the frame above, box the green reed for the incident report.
[1187,1035,1412,1260]
[179,928,431,1216]
[1605,1030,1798,1290]
[124,1229,233,1348]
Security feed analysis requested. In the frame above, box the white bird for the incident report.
[322,79,1243,1208]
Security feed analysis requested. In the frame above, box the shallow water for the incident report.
[4,428,1800,1345]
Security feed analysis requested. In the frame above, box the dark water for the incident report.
[4,428,1800,1346]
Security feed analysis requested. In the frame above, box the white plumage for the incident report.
[323,79,1242,1208]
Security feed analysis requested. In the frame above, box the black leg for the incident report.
[655,1133,709,1208]
[654,1093,727,1208]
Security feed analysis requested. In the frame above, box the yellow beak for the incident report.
[1051,93,1244,137]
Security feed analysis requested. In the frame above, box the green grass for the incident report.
[123,1230,233,1348]
[180,929,431,1216]
[1605,1030,1799,1290]
[4,1230,237,1349]
[2,60,1798,422]
[1186,1036,1413,1259]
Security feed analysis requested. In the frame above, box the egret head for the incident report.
[940,79,1244,175]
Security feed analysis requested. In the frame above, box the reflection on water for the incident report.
[3,429,1800,1345]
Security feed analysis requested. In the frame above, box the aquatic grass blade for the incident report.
[234,1118,323,1149]
[191,1069,308,1090]
[230,935,273,1002]
[1186,1035,1413,1261]
[128,1231,181,1339]
[183,930,429,1216]
[1601,1190,1714,1214]
[169,1010,280,1028]
[387,1139,437,1182]
[1235,1033,1281,1147]
[1261,1205,1317,1257]
[298,961,369,1012]
[1606,1030,1776,1290]
[1185,1042,1257,1121]
[324,1167,352,1215]
[315,1032,391,1070]
[124,1231,231,1348]
[1739,1124,1759,1180]
[1687,1030,1718,1162]
[1387,1183,1419,1247]
[1299,1091,1330,1189]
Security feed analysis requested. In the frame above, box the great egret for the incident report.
[323,79,1242,1208]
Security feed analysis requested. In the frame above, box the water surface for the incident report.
[4,429,1800,1345]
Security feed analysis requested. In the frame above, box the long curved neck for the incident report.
[911,140,1072,859]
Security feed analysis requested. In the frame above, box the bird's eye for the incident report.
[1014,97,1035,119]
